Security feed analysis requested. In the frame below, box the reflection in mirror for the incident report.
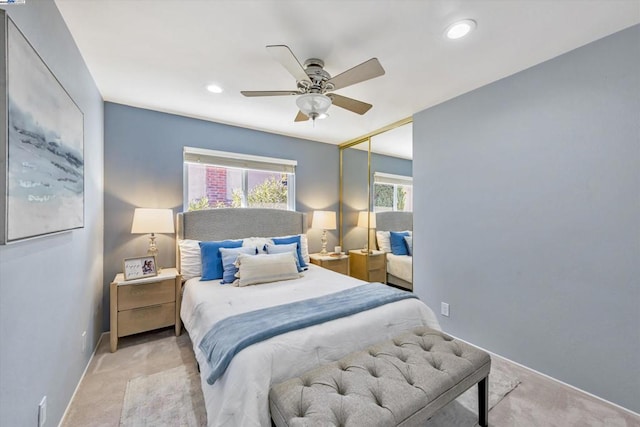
[340,138,370,253]
[370,123,413,214]
[339,119,413,290]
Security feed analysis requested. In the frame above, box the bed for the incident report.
[376,211,413,291]
[176,208,438,426]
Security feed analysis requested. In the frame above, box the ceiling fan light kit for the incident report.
[296,93,332,121]
[242,45,385,123]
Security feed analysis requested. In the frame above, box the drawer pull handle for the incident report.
[131,304,162,311]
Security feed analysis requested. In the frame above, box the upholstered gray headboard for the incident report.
[176,208,308,271]
[375,211,413,232]
[177,208,307,240]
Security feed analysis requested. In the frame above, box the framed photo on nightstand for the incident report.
[123,255,157,280]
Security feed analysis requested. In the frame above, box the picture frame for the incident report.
[123,256,158,281]
[0,10,84,244]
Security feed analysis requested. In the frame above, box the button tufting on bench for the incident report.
[269,327,491,427]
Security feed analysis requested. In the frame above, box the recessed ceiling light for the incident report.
[445,19,476,40]
[206,84,223,94]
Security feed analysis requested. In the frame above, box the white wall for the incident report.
[0,1,104,425]
[413,25,639,412]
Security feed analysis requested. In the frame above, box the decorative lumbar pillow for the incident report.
[272,235,308,269]
[178,239,202,280]
[390,231,410,256]
[199,239,243,281]
[234,252,300,287]
[219,246,257,284]
[404,236,413,256]
[265,242,303,272]
[376,231,391,252]
[242,237,273,254]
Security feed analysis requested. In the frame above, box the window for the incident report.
[183,147,296,211]
[373,172,413,212]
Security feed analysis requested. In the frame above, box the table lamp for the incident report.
[312,211,336,255]
[131,208,175,259]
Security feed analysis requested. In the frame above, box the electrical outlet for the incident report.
[441,302,450,317]
[38,396,47,427]
[81,331,87,353]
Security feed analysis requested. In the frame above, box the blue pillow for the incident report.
[199,240,243,281]
[272,235,308,269]
[389,231,410,256]
[404,236,413,256]
[265,243,303,272]
[219,246,257,284]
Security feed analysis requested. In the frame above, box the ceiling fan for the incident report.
[241,45,385,122]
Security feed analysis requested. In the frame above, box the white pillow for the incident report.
[300,234,310,264]
[376,231,391,252]
[376,230,412,252]
[178,239,201,280]
[233,252,300,287]
[242,237,273,254]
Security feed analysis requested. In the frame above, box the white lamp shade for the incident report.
[357,211,377,228]
[312,211,336,230]
[131,208,175,234]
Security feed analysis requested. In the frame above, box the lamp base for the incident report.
[147,234,162,271]
[320,229,328,255]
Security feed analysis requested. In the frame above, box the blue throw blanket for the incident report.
[199,282,418,384]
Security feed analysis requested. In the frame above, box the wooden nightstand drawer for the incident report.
[368,268,386,283]
[118,302,176,337]
[322,258,348,274]
[118,279,175,310]
[309,253,349,275]
[349,250,387,283]
[368,255,385,270]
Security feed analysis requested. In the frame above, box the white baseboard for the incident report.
[447,333,640,418]
[58,332,107,427]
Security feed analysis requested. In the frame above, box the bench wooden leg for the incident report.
[478,376,489,426]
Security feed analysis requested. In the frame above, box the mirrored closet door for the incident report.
[339,118,414,290]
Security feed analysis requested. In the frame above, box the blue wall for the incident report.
[103,102,341,329]
[413,25,639,411]
[0,1,104,425]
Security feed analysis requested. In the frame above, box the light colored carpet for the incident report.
[63,330,639,427]
[119,356,518,426]
[426,365,520,426]
[120,365,206,427]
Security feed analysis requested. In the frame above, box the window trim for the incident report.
[183,147,297,211]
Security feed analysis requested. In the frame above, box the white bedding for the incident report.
[181,264,439,426]
[386,253,413,283]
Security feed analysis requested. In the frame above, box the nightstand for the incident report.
[349,250,386,283]
[309,253,349,275]
[110,267,182,352]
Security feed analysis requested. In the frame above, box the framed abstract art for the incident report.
[0,10,84,244]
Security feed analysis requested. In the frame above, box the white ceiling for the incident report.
[55,0,639,157]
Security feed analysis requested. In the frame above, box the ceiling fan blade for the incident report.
[294,111,309,122]
[241,90,299,97]
[266,45,310,83]
[327,58,385,90]
[327,94,372,115]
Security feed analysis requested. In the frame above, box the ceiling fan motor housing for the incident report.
[303,58,332,94]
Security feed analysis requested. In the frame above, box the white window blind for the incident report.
[183,147,296,173]
[374,172,412,186]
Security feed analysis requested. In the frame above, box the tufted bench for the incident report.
[269,327,491,427]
